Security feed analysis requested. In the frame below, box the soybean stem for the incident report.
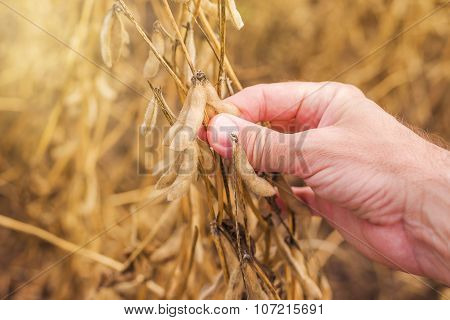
[197,8,242,90]
[217,0,227,95]
[161,0,196,74]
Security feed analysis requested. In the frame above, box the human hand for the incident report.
[206,82,450,285]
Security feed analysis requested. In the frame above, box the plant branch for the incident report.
[161,0,196,74]
[217,0,227,94]
[197,8,242,91]
[0,214,123,271]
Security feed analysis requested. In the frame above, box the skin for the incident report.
[206,82,450,286]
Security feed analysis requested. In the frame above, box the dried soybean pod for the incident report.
[150,226,184,263]
[143,53,159,79]
[198,141,215,172]
[152,147,181,177]
[201,0,217,17]
[167,145,199,200]
[273,229,322,299]
[152,159,169,177]
[225,267,244,300]
[226,0,244,30]
[203,80,241,116]
[170,79,207,152]
[152,23,166,54]
[274,175,311,236]
[205,104,218,119]
[163,122,182,147]
[230,133,276,197]
[155,151,183,189]
[122,28,130,45]
[214,100,241,116]
[244,264,269,299]
[291,248,323,299]
[143,27,165,79]
[121,28,131,58]
[163,86,194,146]
[100,5,125,68]
[184,24,196,85]
[203,80,222,104]
[167,144,198,201]
[177,144,199,177]
[140,96,158,136]
[167,179,191,201]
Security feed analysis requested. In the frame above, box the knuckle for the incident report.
[338,83,365,97]
[243,83,266,97]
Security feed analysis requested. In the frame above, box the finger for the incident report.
[226,82,364,129]
[207,113,321,175]
[292,187,422,274]
[198,126,207,142]
[292,186,395,265]
[290,186,319,215]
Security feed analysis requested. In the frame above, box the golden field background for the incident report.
[0,0,449,299]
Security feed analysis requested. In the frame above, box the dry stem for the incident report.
[197,8,242,90]
[161,0,196,74]
[0,214,123,271]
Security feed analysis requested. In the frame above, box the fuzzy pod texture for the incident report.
[163,122,182,147]
[244,264,270,299]
[100,6,126,68]
[163,85,194,147]
[143,51,159,79]
[143,29,165,79]
[152,159,169,177]
[201,0,217,17]
[167,145,199,200]
[169,82,207,152]
[198,141,215,173]
[152,28,166,55]
[155,151,184,190]
[224,267,244,300]
[230,133,276,197]
[177,143,199,176]
[202,0,243,30]
[121,28,131,58]
[184,25,196,85]
[152,148,181,177]
[203,80,241,116]
[140,96,158,136]
[226,0,244,30]
[122,27,130,45]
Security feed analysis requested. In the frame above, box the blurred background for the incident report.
[0,0,448,299]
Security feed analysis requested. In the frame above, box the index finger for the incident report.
[226,81,354,130]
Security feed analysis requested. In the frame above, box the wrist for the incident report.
[404,144,450,284]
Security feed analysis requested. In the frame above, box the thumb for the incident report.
[207,113,317,176]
